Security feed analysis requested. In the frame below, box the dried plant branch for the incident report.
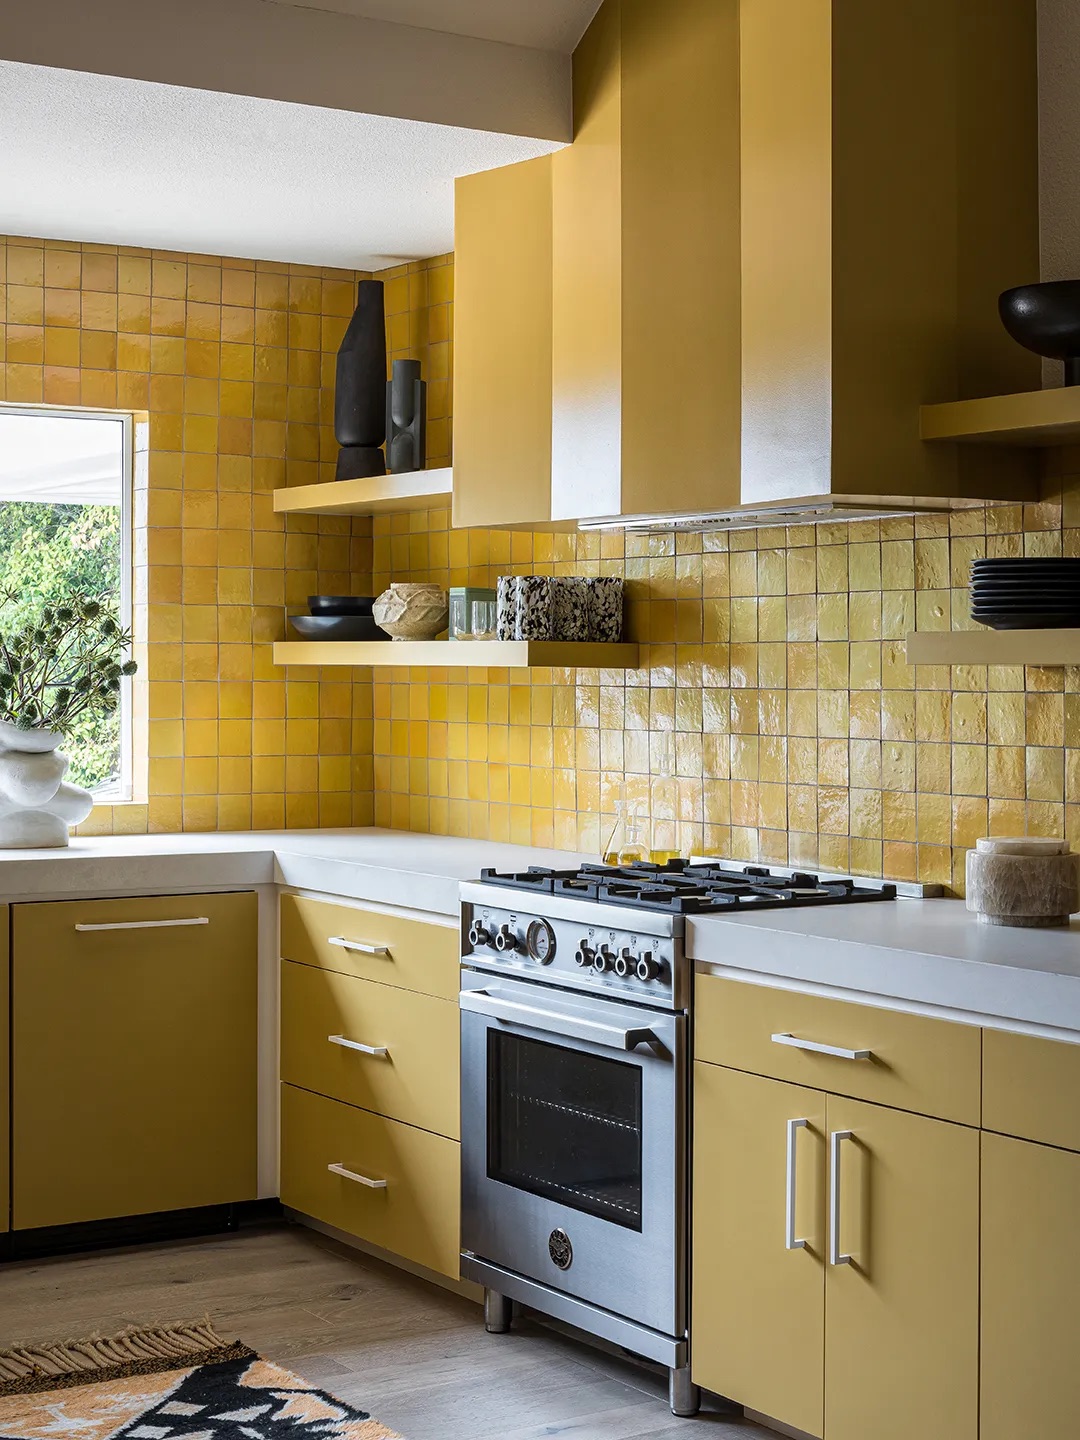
[0,590,136,736]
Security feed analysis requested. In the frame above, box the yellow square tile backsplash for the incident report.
[0,232,380,834]
[7,236,1080,894]
[367,259,1080,894]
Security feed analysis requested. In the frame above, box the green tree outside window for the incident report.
[0,501,123,791]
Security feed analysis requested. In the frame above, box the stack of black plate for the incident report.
[971,558,1080,630]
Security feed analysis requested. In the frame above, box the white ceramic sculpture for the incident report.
[372,583,449,641]
[0,721,94,848]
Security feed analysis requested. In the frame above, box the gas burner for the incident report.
[478,860,896,914]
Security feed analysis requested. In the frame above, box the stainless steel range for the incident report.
[459,860,899,1418]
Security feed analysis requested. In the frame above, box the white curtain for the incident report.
[0,412,124,506]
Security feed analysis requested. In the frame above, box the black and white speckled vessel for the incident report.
[496,576,521,641]
[517,576,553,639]
[551,577,590,641]
[586,576,624,642]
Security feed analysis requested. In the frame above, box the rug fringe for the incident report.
[0,1320,252,1396]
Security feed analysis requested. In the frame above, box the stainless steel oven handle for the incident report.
[460,990,661,1053]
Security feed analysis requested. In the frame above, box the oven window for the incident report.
[487,1030,644,1231]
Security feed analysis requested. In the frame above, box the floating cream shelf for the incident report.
[920,389,1080,446]
[906,629,1080,666]
[273,640,640,669]
[273,467,453,517]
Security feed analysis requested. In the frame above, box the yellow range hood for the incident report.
[572,0,1040,534]
[454,0,1042,534]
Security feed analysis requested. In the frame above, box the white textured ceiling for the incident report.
[0,60,563,269]
[262,0,602,53]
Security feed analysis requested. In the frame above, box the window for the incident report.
[0,407,132,798]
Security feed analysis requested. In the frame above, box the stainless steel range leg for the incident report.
[669,1365,700,1417]
[484,1288,513,1334]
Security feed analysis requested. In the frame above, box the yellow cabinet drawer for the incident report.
[280,1083,460,1279]
[13,891,258,1230]
[281,959,459,1139]
[695,975,981,1126]
[983,1028,1080,1151]
[280,894,458,1002]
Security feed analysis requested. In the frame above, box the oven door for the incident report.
[460,971,685,1338]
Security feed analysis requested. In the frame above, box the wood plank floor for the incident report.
[0,1223,778,1439]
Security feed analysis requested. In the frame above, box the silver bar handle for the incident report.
[328,1033,389,1058]
[829,1129,854,1266]
[460,990,658,1053]
[75,917,209,932]
[327,1162,387,1190]
[773,1032,871,1062]
[785,1118,809,1251]
[328,935,391,957]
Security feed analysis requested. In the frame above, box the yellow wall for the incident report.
[375,258,1080,893]
[0,233,373,833]
[381,254,454,471]
[5,236,1080,892]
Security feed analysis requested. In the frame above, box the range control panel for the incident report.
[462,901,680,1008]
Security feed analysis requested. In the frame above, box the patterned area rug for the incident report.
[0,1321,399,1438]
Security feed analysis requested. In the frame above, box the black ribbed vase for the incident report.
[335,280,386,479]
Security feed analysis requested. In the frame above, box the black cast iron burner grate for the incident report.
[478,862,896,914]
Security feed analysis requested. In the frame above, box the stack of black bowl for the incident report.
[971,558,1080,630]
[290,596,389,641]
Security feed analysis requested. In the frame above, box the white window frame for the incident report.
[0,402,135,802]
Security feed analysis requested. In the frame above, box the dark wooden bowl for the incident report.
[1000,281,1080,384]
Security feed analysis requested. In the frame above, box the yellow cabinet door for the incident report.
[692,1062,826,1438]
[13,891,258,1230]
[823,1098,979,1440]
[0,906,7,1232]
[981,1130,1080,1437]
[280,1083,460,1280]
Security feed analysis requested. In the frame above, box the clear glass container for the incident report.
[649,734,685,864]
[603,798,628,866]
[619,810,650,867]
[470,594,498,640]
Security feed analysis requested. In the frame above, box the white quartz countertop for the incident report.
[0,828,591,916]
[688,898,1080,1039]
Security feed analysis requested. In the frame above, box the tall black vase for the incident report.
[335,280,386,480]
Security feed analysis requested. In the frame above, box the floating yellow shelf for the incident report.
[273,639,640,669]
[906,629,1080,666]
[273,467,453,517]
[920,388,1080,446]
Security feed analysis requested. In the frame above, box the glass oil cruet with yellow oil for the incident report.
[648,733,686,865]
[603,797,651,867]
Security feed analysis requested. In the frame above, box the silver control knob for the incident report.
[635,953,661,983]
[468,922,492,948]
[494,925,520,953]
[593,945,616,975]
[574,941,595,968]
[613,948,635,979]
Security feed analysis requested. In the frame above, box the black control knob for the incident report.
[494,925,520,953]
[635,953,661,983]
[593,945,616,975]
[574,941,595,968]
[468,921,492,948]
[613,948,635,979]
